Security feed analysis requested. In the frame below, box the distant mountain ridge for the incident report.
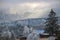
[15,18,46,26]
[0,17,60,29]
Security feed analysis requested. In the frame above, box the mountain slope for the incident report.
[0,18,60,29]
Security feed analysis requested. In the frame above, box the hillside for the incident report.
[0,18,60,30]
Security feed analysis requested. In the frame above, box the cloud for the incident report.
[0,0,60,21]
[1,0,60,3]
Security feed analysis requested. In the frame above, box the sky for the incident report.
[0,0,60,21]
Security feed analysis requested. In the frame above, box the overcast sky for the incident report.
[0,0,60,21]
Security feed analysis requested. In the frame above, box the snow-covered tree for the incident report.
[45,9,59,36]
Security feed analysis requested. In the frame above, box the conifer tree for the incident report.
[45,9,59,36]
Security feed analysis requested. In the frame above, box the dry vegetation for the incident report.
[40,38,48,40]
